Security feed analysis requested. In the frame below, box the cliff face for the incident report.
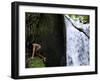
[25,13,66,67]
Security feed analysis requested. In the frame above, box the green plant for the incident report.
[27,57,45,68]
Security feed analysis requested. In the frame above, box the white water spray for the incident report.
[64,15,90,66]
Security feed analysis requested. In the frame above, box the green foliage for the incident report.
[27,57,45,68]
[26,13,41,43]
[68,14,89,24]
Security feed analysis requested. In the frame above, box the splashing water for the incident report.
[64,15,90,66]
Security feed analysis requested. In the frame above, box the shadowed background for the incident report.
[25,13,66,67]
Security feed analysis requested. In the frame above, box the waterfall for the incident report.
[64,15,90,66]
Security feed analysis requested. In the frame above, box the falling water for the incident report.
[64,15,90,66]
